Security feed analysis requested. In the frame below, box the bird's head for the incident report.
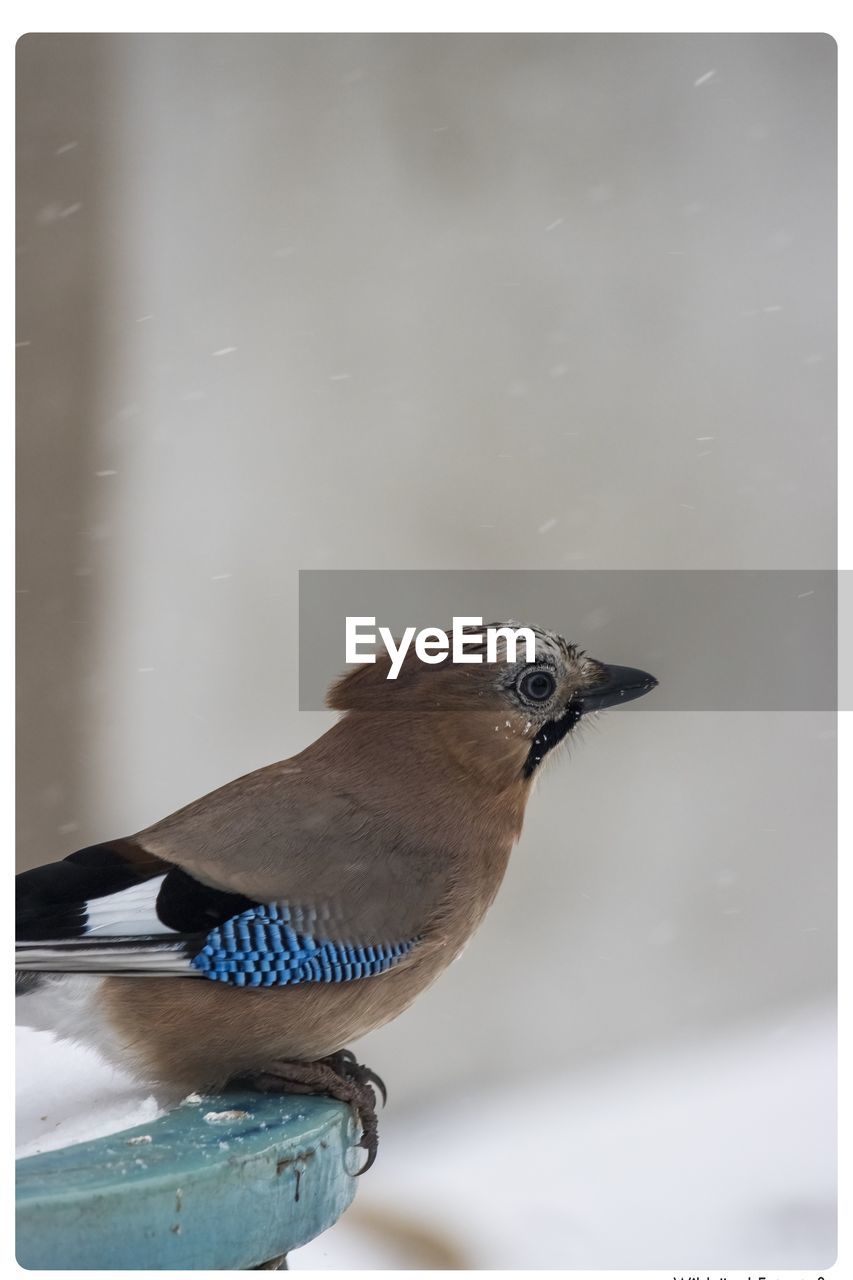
[328,621,657,785]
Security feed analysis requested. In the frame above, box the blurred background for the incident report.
[16,33,836,1267]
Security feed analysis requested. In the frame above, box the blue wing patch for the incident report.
[191,902,417,988]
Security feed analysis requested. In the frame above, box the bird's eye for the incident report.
[518,670,557,702]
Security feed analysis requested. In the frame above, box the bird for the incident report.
[16,623,657,1169]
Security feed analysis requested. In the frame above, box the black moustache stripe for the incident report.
[523,703,583,778]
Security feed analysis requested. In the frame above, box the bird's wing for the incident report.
[16,762,438,984]
[134,759,450,945]
[16,840,255,978]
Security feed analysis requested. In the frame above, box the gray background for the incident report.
[17,33,836,1265]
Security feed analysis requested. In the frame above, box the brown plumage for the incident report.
[17,625,657,1104]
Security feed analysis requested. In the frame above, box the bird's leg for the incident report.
[233,1052,386,1173]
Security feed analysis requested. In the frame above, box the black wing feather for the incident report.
[16,838,257,983]
[16,840,169,941]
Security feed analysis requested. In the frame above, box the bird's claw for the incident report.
[233,1050,386,1173]
[322,1049,388,1107]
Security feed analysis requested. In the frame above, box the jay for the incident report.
[16,623,656,1168]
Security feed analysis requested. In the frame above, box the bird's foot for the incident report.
[234,1050,386,1173]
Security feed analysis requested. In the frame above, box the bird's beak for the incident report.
[577,664,658,714]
